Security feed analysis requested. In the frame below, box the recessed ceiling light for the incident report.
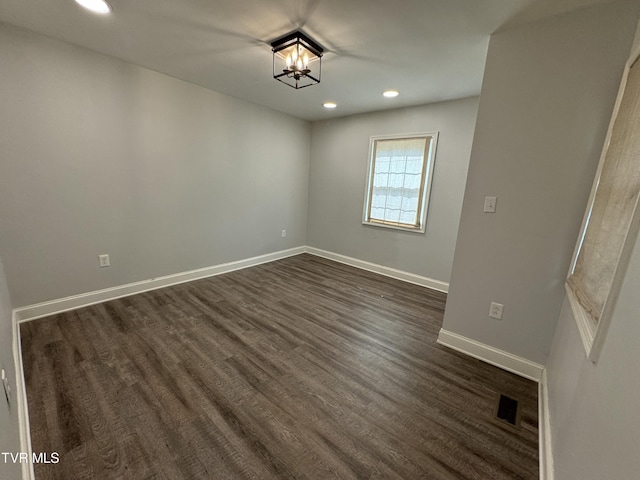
[75,0,112,14]
[383,90,399,98]
[323,102,337,109]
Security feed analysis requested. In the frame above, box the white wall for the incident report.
[0,257,21,480]
[307,97,479,284]
[0,23,310,307]
[545,19,640,479]
[441,0,640,364]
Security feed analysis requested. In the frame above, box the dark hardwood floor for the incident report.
[21,254,538,479]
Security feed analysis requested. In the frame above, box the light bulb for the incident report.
[296,58,303,71]
[303,53,309,69]
[285,54,292,68]
[75,0,111,14]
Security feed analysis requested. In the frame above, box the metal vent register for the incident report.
[495,394,520,427]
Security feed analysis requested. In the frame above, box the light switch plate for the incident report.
[484,196,497,213]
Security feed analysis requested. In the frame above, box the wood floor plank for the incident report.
[21,253,538,479]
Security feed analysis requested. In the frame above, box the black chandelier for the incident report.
[271,30,324,89]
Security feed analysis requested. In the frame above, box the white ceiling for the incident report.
[0,0,613,120]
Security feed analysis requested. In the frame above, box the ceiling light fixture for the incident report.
[271,30,324,89]
[323,102,337,109]
[75,0,111,14]
[383,90,400,98]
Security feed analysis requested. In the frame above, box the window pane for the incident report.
[369,137,428,227]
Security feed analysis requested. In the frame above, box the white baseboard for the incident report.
[538,369,554,480]
[436,329,544,382]
[15,246,447,323]
[12,311,35,480]
[304,247,449,293]
[15,247,305,323]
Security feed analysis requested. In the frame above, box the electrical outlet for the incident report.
[99,254,110,267]
[489,302,504,320]
[1,368,10,408]
[484,196,497,213]
[281,229,287,238]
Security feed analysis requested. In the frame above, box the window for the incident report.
[566,53,640,362]
[363,132,438,233]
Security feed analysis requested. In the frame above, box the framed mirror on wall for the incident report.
[566,44,640,363]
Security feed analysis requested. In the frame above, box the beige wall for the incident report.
[442,0,640,364]
[307,97,479,284]
[545,16,640,479]
[0,257,20,480]
[0,24,311,307]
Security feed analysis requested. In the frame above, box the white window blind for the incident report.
[567,57,640,326]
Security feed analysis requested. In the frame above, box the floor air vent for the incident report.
[495,394,520,427]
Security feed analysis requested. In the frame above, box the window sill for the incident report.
[564,282,596,360]
[362,220,426,234]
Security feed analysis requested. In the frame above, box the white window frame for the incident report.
[362,132,438,233]
[565,43,640,363]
